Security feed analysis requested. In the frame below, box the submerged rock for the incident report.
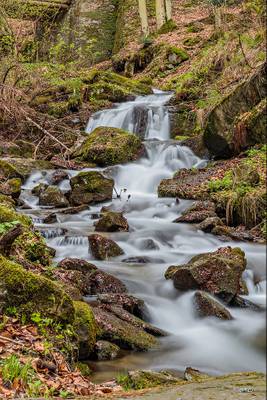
[165,247,246,303]
[39,185,69,208]
[93,340,120,361]
[193,290,233,320]
[73,127,145,167]
[69,171,114,205]
[94,210,129,232]
[48,170,69,185]
[88,233,124,260]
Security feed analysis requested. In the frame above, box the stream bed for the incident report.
[19,91,266,382]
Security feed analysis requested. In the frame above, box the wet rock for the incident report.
[174,201,217,223]
[165,247,246,303]
[58,205,89,214]
[103,303,167,337]
[73,127,145,167]
[86,270,127,295]
[193,291,233,320]
[197,217,224,233]
[94,340,120,361]
[73,301,97,360]
[32,183,48,196]
[58,257,97,273]
[48,170,69,185]
[69,171,114,206]
[117,370,182,390]
[39,186,69,208]
[43,213,57,224]
[55,258,126,296]
[122,256,164,264]
[53,269,89,300]
[184,367,210,382]
[132,105,149,139]
[140,239,159,251]
[89,233,124,260]
[211,225,255,242]
[94,211,129,232]
[229,295,263,311]
[96,293,146,319]
[92,306,158,351]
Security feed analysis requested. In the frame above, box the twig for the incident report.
[0,335,23,345]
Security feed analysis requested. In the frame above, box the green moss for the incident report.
[74,127,143,166]
[73,301,97,358]
[12,230,53,266]
[0,204,32,227]
[75,362,92,377]
[0,160,23,180]
[158,19,177,34]
[0,255,74,324]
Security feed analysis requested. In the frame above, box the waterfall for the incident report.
[19,90,266,380]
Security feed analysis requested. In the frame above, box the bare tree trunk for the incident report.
[155,0,166,29]
[138,0,149,36]
[164,0,172,21]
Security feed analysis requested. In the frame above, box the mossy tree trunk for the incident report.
[164,0,172,20]
[138,0,149,36]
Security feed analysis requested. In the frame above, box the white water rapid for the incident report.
[21,90,266,382]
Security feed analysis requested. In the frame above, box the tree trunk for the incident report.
[164,0,172,21]
[155,0,166,29]
[138,0,149,36]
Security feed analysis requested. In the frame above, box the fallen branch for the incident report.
[0,224,23,256]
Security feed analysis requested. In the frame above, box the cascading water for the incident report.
[20,90,266,382]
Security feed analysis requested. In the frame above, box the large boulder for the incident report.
[92,306,158,351]
[74,127,145,167]
[55,258,127,296]
[0,255,74,323]
[203,63,266,158]
[73,301,97,360]
[193,291,233,320]
[39,185,69,208]
[89,234,124,260]
[165,247,246,303]
[69,171,114,205]
[94,211,129,232]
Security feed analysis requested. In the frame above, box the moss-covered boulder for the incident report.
[74,127,144,167]
[39,185,69,208]
[193,290,233,320]
[0,141,34,158]
[117,370,182,390]
[94,340,120,361]
[89,233,124,260]
[94,211,129,232]
[69,171,114,205]
[0,204,32,227]
[73,301,97,360]
[0,178,22,199]
[203,63,266,158]
[0,159,23,181]
[165,247,246,303]
[93,306,159,351]
[0,255,74,323]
